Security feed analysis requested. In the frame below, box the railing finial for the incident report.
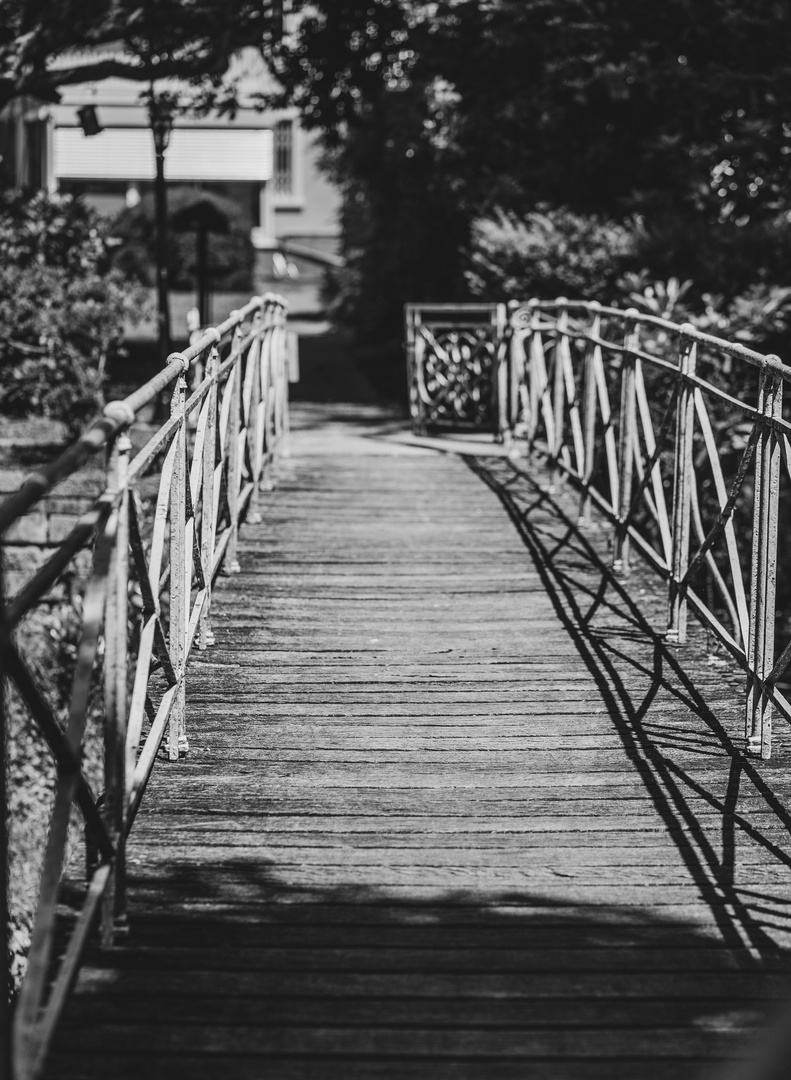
[102,400,136,429]
[167,351,191,373]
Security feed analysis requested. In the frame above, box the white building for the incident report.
[1,49,340,275]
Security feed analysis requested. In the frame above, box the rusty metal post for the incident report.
[667,333,697,643]
[247,308,264,525]
[406,307,427,436]
[0,545,10,1076]
[551,301,569,490]
[260,326,275,493]
[281,317,292,459]
[578,303,601,525]
[101,432,131,945]
[613,312,640,576]
[199,347,219,649]
[506,301,526,443]
[495,303,509,444]
[405,305,418,434]
[745,364,782,758]
[168,370,188,760]
[225,326,243,576]
[526,301,541,454]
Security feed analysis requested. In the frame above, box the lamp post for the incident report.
[149,92,174,374]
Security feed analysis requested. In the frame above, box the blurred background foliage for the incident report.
[111,186,254,292]
[3,0,791,386]
[269,0,791,351]
[0,192,149,435]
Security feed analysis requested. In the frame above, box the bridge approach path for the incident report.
[47,344,791,1080]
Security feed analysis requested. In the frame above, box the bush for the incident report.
[466,205,639,302]
[630,213,791,304]
[615,270,791,356]
[0,192,149,438]
[111,186,254,292]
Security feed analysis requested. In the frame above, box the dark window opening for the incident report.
[273,121,293,195]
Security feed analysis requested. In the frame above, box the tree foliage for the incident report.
[4,1,791,340]
[467,206,639,303]
[277,1,791,225]
[0,0,287,111]
[267,0,791,338]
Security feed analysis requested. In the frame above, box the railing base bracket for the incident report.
[745,734,768,759]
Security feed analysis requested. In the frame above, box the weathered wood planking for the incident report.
[46,406,791,1080]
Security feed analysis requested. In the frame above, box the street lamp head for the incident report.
[148,94,175,156]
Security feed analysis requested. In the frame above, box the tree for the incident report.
[279,1,791,223]
[0,0,289,111]
[266,0,791,338]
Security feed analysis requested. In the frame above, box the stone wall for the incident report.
[0,421,105,598]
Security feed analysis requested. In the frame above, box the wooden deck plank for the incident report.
[46,406,791,1079]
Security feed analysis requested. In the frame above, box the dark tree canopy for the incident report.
[4,0,791,337]
[275,0,791,226]
[0,0,287,110]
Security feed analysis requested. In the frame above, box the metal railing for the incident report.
[1,293,291,1079]
[407,298,791,761]
[404,303,508,435]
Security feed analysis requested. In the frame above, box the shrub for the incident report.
[630,213,791,304]
[466,205,639,302]
[0,192,149,438]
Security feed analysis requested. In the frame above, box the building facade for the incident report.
[1,49,340,314]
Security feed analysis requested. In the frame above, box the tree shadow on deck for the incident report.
[467,455,791,964]
[49,864,791,1080]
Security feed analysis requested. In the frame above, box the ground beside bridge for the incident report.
[47,343,791,1080]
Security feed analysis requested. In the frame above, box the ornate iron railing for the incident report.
[1,294,291,1079]
[407,298,791,761]
[404,303,508,435]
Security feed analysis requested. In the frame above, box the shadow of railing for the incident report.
[467,455,791,964]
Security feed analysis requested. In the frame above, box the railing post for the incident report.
[265,298,278,472]
[526,300,541,454]
[281,311,292,458]
[405,305,421,435]
[578,303,601,526]
[247,307,264,525]
[261,323,276,493]
[495,302,509,444]
[613,312,640,576]
[666,332,697,643]
[199,346,219,649]
[167,368,188,760]
[745,363,782,758]
[0,545,10,1078]
[225,323,244,576]
[550,301,569,490]
[101,431,131,944]
[506,301,526,442]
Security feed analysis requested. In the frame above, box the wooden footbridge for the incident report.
[2,297,791,1079]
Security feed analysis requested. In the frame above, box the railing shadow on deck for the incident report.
[468,455,791,963]
[406,300,791,765]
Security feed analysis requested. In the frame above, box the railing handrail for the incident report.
[406,296,790,765]
[513,297,791,378]
[2,290,292,1080]
[0,295,281,537]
